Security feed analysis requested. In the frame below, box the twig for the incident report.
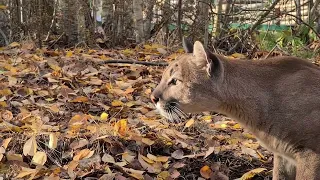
[227,0,281,54]
[48,32,65,49]
[97,59,168,66]
[284,13,320,39]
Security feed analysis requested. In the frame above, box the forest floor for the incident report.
[1,41,319,180]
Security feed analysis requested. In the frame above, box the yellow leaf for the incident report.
[114,119,127,136]
[100,112,109,121]
[231,53,246,59]
[111,100,123,107]
[201,115,212,122]
[157,171,170,179]
[232,123,241,129]
[200,165,213,179]
[140,154,154,164]
[2,137,12,149]
[221,124,228,128]
[16,167,38,178]
[9,42,20,48]
[240,168,267,180]
[66,51,73,57]
[49,133,58,149]
[121,49,135,56]
[156,156,169,163]
[23,136,37,156]
[141,138,155,146]
[6,153,23,161]
[47,59,61,71]
[0,88,12,96]
[184,119,195,128]
[32,151,47,166]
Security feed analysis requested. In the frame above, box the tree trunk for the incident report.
[59,0,79,46]
[132,0,144,43]
[177,0,182,40]
[144,0,156,40]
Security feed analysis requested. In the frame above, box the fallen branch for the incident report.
[97,59,168,66]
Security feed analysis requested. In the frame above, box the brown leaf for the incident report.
[73,149,94,161]
[1,110,13,121]
[70,139,89,150]
[70,96,89,103]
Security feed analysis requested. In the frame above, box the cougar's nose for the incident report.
[150,94,159,104]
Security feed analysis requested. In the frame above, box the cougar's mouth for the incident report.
[156,101,188,123]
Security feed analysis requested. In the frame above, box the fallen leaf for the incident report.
[184,119,195,128]
[16,167,38,178]
[200,165,213,179]
[1,137,12,149]
[6,153,23,161]
[240,168,267,180]
[171,150,184,159]
[73,149,93,161]
[141,138,155,146]
[100,112,109,121]
[114,119,127,136]
[70,96,89,103]
[204,147,215,159]
[102,153,115,163]
[111,100,123,107]
[32,151,47,165]
[9,42,20,48]
[1,110,13,121]
[23,136,37,156]
[49,133,58,149]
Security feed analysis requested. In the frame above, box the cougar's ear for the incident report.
[193,41,224,79]
[192,41,208,67]
[182,37,193,53]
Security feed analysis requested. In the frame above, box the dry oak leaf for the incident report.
[23,136,37,156]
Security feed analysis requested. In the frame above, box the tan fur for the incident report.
[151,40,320,179]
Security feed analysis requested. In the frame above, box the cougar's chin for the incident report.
[155,101,188,123]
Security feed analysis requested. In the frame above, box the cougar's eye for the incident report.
[169,78,178,85]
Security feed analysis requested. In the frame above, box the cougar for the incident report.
[150,39,320,179]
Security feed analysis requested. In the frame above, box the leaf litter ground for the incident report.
[0,42,280,179]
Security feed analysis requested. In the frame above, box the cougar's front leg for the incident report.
[296,152,320,179]
[273,154,296,180]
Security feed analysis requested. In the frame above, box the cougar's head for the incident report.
[150,39,225,122]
